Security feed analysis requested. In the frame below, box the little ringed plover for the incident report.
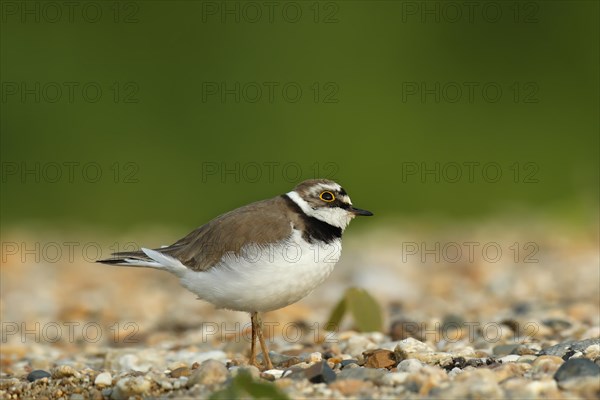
[98,179,372,369]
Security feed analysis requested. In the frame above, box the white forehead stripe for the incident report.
[314,183,341,193]
[286,191,314,215]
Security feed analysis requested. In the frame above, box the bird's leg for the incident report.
[249,312,258,368]
[253,312,274,370]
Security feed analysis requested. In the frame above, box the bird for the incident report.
[97,179,372,369]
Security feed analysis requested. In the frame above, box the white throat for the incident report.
[286,191,352,230]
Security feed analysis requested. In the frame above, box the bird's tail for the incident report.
[97,247,188,276]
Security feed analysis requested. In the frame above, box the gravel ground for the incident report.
[1,220,599,399]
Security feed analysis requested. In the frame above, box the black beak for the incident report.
[349,206,373,216]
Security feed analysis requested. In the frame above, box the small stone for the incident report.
[329,379,373,396]
[554,358,600,383]
[391,338,434,354]
[517,355,538,364]
[258,352,302,368]
[523,379,559,397]
[169,367,190,378]
[340,359,359,369]
[492,362,531,381]
[559,376,600,396]
[442,314,465,330]
[410,351,453,366]
[540,338,600,358]
[514,343,541,355]
[542,318,572,331]
[186,360,229,387]
[167,361,188,371]
[27,370,51,382]
[262,369,284,379]
[396,359,424,373]
[111,376,151,400]
[493,344,519,356]
[441,357,467,371]
[157,380,173,390]
[94,372,112,387]
[363,349,397,369]
[69,394,85,400]
[531,356,564,376]
[465,358,486,368]
[309,352,322,363]
[51,365,79,379]
[404,365,449,395]
[337,367,387,381]
[295,361,336,384]
[327,356,343,364]
[380,372,409,386]
[498,355,521,363]
[439,369,500,398]
[584,344,600,360]
[390,319,424,341]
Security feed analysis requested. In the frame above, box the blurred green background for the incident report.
[1,1,598,232]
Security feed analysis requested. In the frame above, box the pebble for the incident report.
[517,355,538,364]
[524,379,559,396]
[439,369,501,398]
[169,366,191,378]
[404,365,449,395]
[409,351,453,366]
[553,358,600,383]
[298,361,336,384]
[396,359,424,373]
[51,364,79,379]
[363,349,397,369]
[542,318,572,331]
[262,369,285,379]
[94,372,112,387]
[26,370,51,382]
[258,352,302,368]
[540,338,600,357]
[337,367,387,382]
[308,352,322,363]
[531,355,564,376]
[584,344,600,359]
[329,379,373,396]
[498,354,521,363]
[492,362,531,381]
[186,359,229,387]
[111,376,151,400]
[493,344,519,356]
[514,343,541,355]
[340,359,359,369]
[390,318,424,341]
[380,372,409,386]
[390,338,434,354]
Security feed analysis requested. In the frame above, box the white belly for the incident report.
[179,231,341,312]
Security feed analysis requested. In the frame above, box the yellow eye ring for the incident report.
[319,191,335,202]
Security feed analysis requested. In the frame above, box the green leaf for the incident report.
[325,295,347,331]
[209,370,289,400]
[325,287,383,333]
[345,287,383,332]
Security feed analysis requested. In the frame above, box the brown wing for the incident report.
[158,195,296,271]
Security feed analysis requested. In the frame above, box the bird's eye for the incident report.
[319,191,335,202]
